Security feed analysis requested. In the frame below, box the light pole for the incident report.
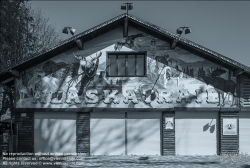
[171,26,191,49]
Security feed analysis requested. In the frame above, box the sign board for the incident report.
[223,118,237,135]
[165,117,174,129]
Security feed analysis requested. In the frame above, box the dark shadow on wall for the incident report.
[203,119,215,133]
[90,113,160,155]
[34,118,76,153]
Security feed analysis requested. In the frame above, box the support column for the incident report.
[219,112,239,154]
[123,17,128,37]
[77,112,90,155]
[162,112,175,155]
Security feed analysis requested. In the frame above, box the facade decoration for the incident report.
[0,13,247,157]
[0,84,13,121]
[15,33,238,109]
[165,117,174,129]
[223,118,237,135]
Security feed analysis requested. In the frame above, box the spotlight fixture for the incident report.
[121,3,133,15]
[62,27,83,50]
[171,26,191,49]
[62,27,76,35]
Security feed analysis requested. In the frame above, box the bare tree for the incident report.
[0,1,62,72]
[0,0,29,68]
[27,5,62,55]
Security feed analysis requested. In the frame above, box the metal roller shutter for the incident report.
[127,112,161,155]
[90,112,161,155]
[175,111,217,155]
[90,112,125,155]
[34,112,77,153]
[239,111,250,155]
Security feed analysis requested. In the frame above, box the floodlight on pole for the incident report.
[62,26,83,50]
[121,3,133,15]
[62,27,76,36]
[171,26,191,49]
[176,26,191,36]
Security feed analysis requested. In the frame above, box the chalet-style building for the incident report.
[1,13,250,156]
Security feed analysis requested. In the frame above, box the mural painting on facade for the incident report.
[15,32,238,108]
[0,85,13,120]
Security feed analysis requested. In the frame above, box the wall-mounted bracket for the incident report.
[233,69,244,77]
[75,39,83,50]
[1,77,14,84]
[9,69,20,78]
[170,39,178,49]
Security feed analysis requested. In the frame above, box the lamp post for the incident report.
[171,26,191,49]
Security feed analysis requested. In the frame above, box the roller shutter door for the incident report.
[90,112,161,155]
[90,112,125,155]
[239,111,250,155]
[34,112,77,153]
[175,111,217,155]
[127,112,161,155]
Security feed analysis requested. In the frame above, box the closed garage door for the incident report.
[127,112,161,155]
[34,112,77,153]
[175,111,218,155]
[239,111,250,155]
[90,112,161,155]
[90,112,125,155]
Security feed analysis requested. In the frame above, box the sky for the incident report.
[30,1,250,67]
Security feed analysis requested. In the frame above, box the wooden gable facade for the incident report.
[1,13,250,156]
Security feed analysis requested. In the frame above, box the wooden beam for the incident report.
[170,39,178,49]
[75,39,83,50]
[233,69,244,77]
[9,69,20,77]
[174,107,240,112]
[228,70,231,80]
[123,17,128,37]
[13,107,175,112]
[1,77,14,84]
[12,107,241,112]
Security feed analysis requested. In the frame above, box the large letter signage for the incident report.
[103,90,119,104]
[85,89,98,104]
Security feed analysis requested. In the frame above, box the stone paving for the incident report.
[1,155,250,168]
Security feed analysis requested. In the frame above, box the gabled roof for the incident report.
[1,13,249,86]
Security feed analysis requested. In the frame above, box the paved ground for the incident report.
[1,155,250,168]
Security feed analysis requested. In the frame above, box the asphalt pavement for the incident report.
[1,155,250,168]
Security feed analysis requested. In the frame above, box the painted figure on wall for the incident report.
[200,67,236,106]
[114,33,144,51]
[73,51,102,96]
[15,33,239,108]
[0,85,13,121]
